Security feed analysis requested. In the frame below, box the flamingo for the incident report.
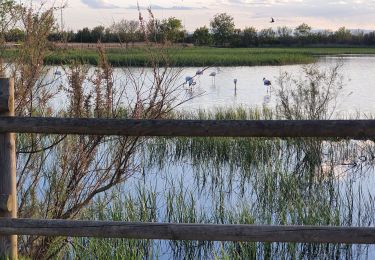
[209,71,216,85]
[263,77,271,93]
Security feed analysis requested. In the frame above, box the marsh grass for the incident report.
[63,106,375,259]
[6,47,375,67]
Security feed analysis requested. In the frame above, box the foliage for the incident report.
[210,13,235,46]
[241,27,258,47]
[193,26,212,46]
[276,62,344,120]
[110,19,140,46]
[4,4,193,259]
[159,17,185,44]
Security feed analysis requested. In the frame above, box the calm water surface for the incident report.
[43,56,375,258]
[49,56,375,116]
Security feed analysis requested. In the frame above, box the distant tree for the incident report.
[0,0,18,34]
[146,18,161,42]
[103,27,116,42]
[351,30,364,45]
[242,26,258,46]
[315,30,333,45]
[334,27,352,44]
[258,28,276,45]
[228,28,242,47]
[91,25,105,42]
[0,0,19,76]
[5,28,25,41]
[75,27,92,42]
[159,17,184,43]
[111,19,140,47]
[210,13,235,46]
[193,26,212,45]
[364,31,375,45]
[294,23,312,45]
[294,23,312,37]
[277,26,293,45]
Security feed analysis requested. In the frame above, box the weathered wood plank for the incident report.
[0,78,17,259]
[0,117,375,137]
[0,219,374,244]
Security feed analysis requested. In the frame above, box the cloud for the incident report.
[128,4,207,11]
[81,0,119,9]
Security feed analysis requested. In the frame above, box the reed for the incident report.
[5,47,375,67]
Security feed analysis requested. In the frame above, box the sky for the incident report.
[53,0,375,32]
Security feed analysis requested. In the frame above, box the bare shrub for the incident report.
[9,4,196,259]
[276,62,344,120]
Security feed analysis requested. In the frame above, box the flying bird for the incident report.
[270,17,275,23]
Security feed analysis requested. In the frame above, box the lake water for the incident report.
[38,56,375,258]
[49,55,375,117]
[177,56,375,115]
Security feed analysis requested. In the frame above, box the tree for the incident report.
[294,23,312,45]
[230,28,242,47]
[242,27,258,47]
[91,25,105,42]
[277,26,293,45]
[334,27,352,44]
[210,13,235,46]
[294,23,312,37]
[5,28,25,41]
[193,26,212,45]
[111,19,140,47]
[75,27,92,42]
[0,0,19,76]
[258,28,276,45]
[364,31,375,45]
[159,17,184,43]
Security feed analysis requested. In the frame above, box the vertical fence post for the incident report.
[0,78,17,259]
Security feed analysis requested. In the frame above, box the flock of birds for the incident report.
[184,69,272,94]
[183,17,276,93]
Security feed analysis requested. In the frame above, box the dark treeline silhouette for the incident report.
[5,13,375,47]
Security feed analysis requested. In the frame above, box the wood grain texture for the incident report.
[0,117,375,138]
[0,78,17,259]
[0,219,374,244]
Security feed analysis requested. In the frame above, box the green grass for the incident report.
[5,46,375,67]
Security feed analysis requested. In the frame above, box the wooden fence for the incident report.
[1,78,375,258]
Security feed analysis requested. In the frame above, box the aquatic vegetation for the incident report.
[5,47,375,67]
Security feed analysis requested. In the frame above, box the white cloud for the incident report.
[61,0,375,31]
[81,0,118,9]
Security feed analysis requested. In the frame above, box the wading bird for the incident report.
[184,76,196,90]
[209,71,217,85]
[263,77,272,93]
[196,69,203,75]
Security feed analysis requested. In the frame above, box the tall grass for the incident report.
[6,47,375,67]
[62,106,375,259]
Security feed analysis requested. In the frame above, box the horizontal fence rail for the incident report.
[0,219,375,244]
[1,117,375,137]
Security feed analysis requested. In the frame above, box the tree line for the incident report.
[4,13,375,47]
